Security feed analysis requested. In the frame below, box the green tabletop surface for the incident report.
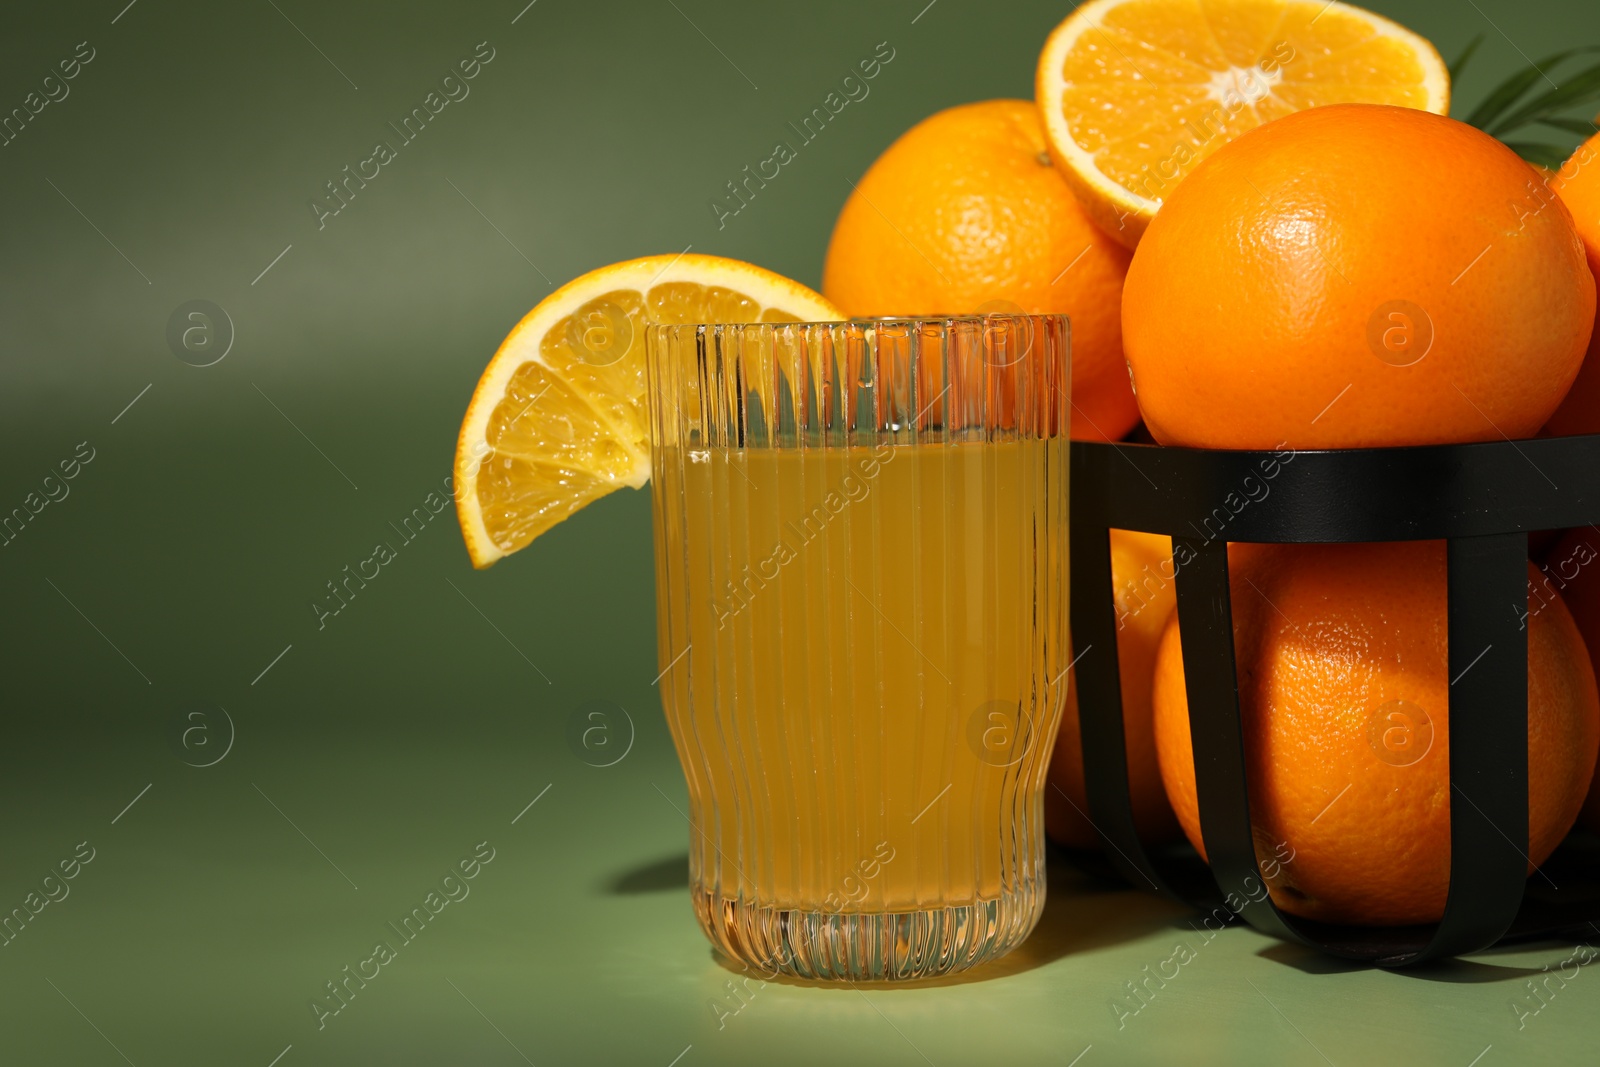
[4,1,1600,1063]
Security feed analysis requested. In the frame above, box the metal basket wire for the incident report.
[1068,435,1600,966]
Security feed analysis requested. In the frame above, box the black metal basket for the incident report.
[1067,435,1600,966]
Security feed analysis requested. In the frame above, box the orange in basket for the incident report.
[1122,104,1595,450]
[1547,131,1600,437]
[1151,541,1600,926]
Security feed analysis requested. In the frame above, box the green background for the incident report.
[3,1,1599,1064]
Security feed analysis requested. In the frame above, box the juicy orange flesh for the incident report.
[477,283,804,555]
[1056,0,1433,201]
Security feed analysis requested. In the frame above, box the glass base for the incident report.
[692,882,1044,982]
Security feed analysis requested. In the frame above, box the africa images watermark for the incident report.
[309,41,497,230]
[1511,942,1598,1030]
[709,442,897,629]
[1,40,95,149]
[311,471,459,629]
[1124,41,1296,206]
[310,840,497,1029]
[0,841,96,950]
[709,840,897,1029]
[708,40,897,229]
[1524,534,1598,630]
[1110,839,1296,1030]
[1114,444,1298,630]
[1,440,95,550]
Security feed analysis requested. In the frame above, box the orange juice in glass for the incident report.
[647,316,1069,981]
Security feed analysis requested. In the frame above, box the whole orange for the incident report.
[1151,541,1599,926]
[1542,528,1600,831]
[823,100,1139,442]
[1122,103,1595,450]
[1046,530,1182,848]
[1546,132,1600,436]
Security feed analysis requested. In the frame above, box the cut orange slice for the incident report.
[1036,0,1450,247]
[454,255,842,568]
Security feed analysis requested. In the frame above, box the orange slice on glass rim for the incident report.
[453,254,842,568]
[1035,0,1450,247]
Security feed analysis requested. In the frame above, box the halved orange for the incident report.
[454,255,842,568]
[1036,0,1450,247]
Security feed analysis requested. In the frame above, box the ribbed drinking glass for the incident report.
[647,314,1070,981]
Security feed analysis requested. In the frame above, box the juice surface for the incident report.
[652,438,1068,914]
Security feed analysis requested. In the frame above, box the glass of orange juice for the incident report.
[646,315,1070,981]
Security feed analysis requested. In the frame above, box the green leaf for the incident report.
[1501,141,1576,169]
[1464,48,1599,130]
[1449,34,1485,84]
[1536,116,1600,137]
[1489,57,1600,135]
